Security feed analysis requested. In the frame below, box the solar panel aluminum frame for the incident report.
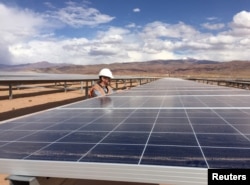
[0,159,207,185]
[1,78,250,185]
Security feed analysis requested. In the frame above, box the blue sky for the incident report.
[0,0,250,65]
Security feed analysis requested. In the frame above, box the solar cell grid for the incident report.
[140,145,207,167]
[0,78,250,185]
[114,90,250,96]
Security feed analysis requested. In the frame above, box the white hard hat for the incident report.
[99,68,114,79]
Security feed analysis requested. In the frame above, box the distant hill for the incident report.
[30,59,221,76]
[0,61,70,71]
[1,59,250,78]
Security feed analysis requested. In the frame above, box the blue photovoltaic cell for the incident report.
[141,145,207,167]
[45,123,86,131]
[123,117,156,124]
[225,118,250,124]
[148,133,198,146]
[0,142,49,159]
[153,124,193,132]
[81,144,145,164]
[156,117,189,124]
[0,121,27,130]
[79,123,118,131]
[197,133,250,148]
[115,124,153,132]
[26,143,95,161]
[13,123,58,131]
[0,130,35,141]
[185,109,219,117]
[19,131,71,142]
[101,132,149,144]
[58,132,109,143]
[188,117,227,124]
[158,109,187,117]
[91,117,125,124]
[0,78,250,185]
[202,147,250,168]
[233,125,250,134]
[192,125,239,134]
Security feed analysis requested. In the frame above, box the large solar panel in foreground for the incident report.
[0,78,250,185]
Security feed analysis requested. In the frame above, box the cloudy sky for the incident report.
[0,0,250,65]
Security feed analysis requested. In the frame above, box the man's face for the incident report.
[102,76,111,85]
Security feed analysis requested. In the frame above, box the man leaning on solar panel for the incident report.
[88,68,130,98]
[88,68,114,97]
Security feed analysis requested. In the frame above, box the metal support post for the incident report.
[85,81,89,98]
[64,82,67,92]
[116,80,118,89]
[80,81,83,94]
[9,84,13,99]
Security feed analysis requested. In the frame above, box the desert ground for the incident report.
[0,83,87,121]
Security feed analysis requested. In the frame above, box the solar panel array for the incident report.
[0,78,250,185]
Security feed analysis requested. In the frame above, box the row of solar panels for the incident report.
[0,78,250,185]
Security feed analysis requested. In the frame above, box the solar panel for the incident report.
[0,78,250,185]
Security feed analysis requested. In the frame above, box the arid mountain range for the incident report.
[1,60,250,78]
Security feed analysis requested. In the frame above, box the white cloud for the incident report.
[96,27,130,39]
[207,35,235,45]
[0,3,52,64]
[0,4,49,43]
[126,23,136,28]
[201,23,225,30]
[227,11,250,37]
[206,17,218,21]
[48,2,115,27]
[141,21,198,39]
[8,27,131,65]
[0,40,13,65]
[0,2,116,65]
[133,8,140,13]
[232,11,250,28]
[1,2,250,66]
[43,2,56,9]
[89,45,120,56]
[239,38,250,45]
